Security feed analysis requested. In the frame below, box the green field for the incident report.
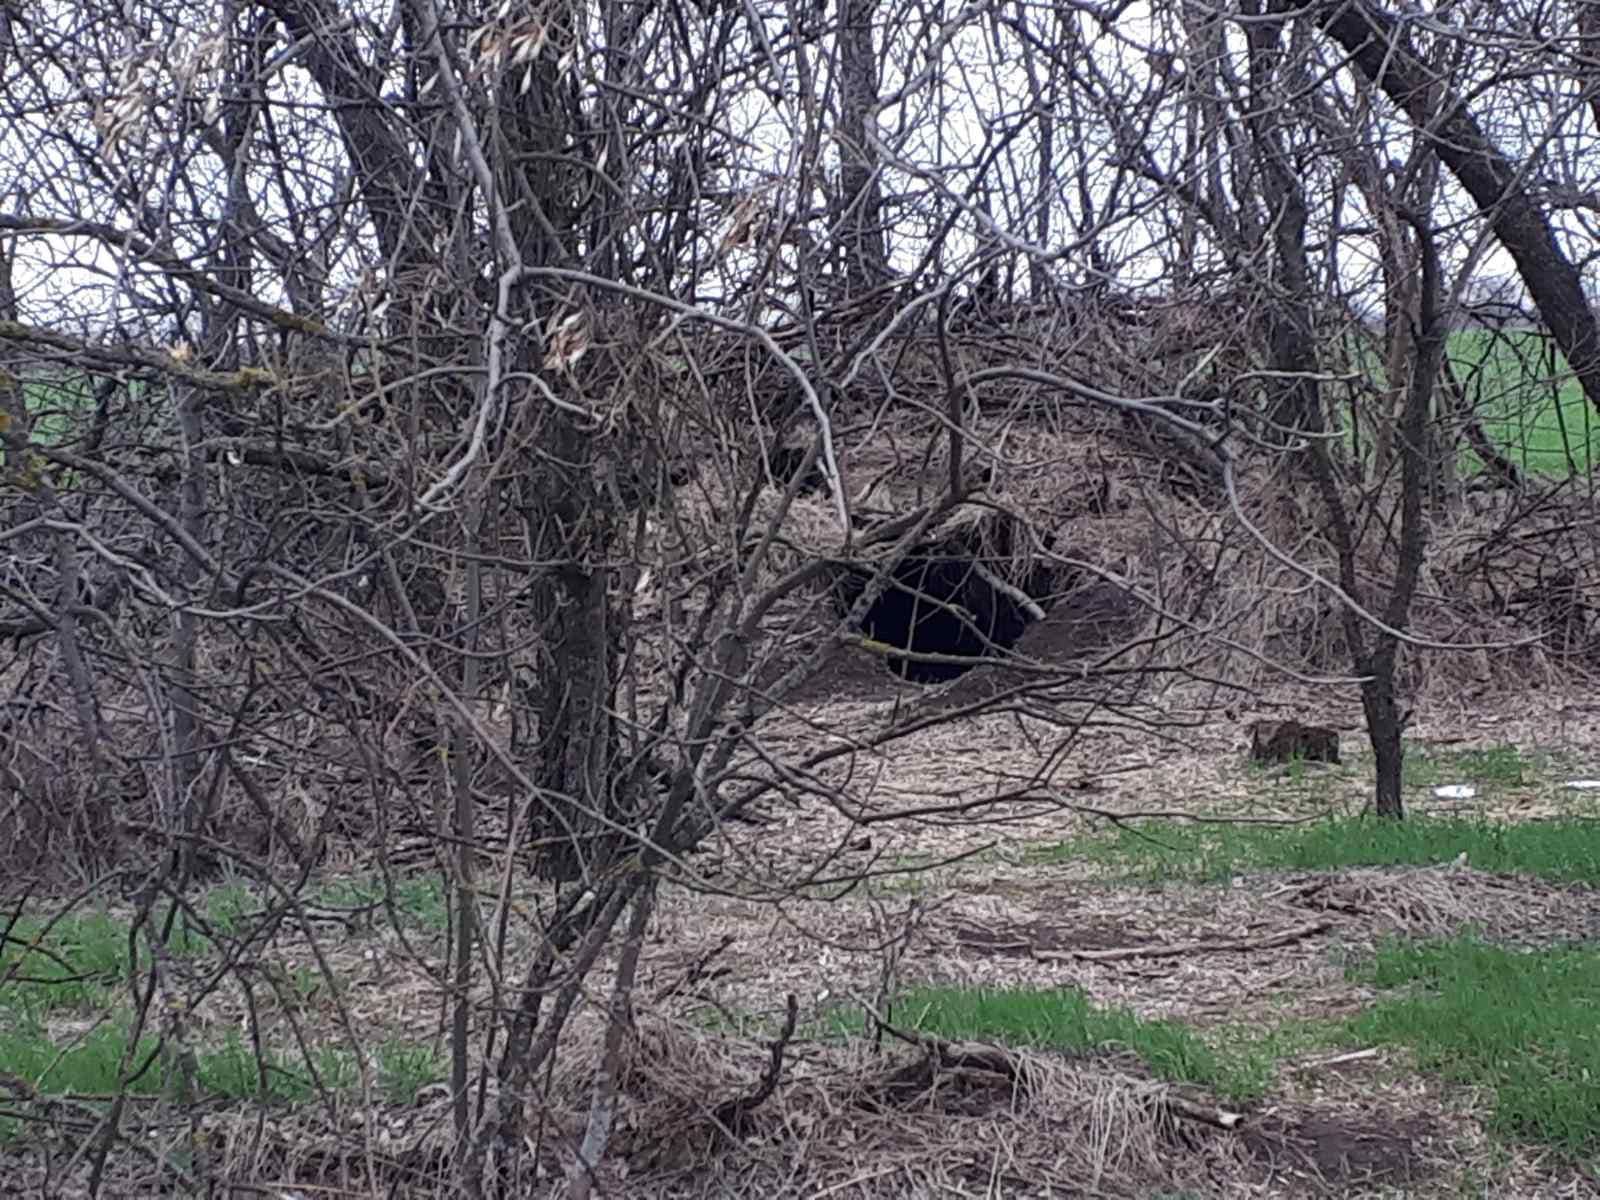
[1333,327,1600,479]
[1448,328,1600,476]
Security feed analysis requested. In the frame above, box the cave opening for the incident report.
[835,552,1054,683]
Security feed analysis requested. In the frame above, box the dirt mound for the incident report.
[1241,1108,1439,1191]
[902,578,1147,715]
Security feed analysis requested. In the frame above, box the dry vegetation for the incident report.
[8,0,1600,1195]
[7,288,1600,1198]
[7,282,1600,1198]
[10,686,1600,1197]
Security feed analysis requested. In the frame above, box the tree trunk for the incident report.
[1247,4,1442,822]
[533,563,622,882]
[835,0,886,292]
[525,417,625,883]
[1365,675,1406,819]
[1367,212,1445,821]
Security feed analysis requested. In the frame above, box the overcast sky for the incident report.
[3,0,1588,343]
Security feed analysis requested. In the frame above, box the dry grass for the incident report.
[15,687,1600,1195]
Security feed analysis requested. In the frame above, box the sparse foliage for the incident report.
[3,0,1600,1194]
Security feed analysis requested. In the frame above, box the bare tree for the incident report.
[0,1,1206,1192]
[834,0,887,292]
[6,0,1600,1193]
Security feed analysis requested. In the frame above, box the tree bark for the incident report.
[1367,690,1405,818]
[258,0,441,269]
[525,413,626,883]
[835,0,887,292]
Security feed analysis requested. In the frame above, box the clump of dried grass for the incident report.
[38,1004,1241,1198]
[523,1011,1243,1197]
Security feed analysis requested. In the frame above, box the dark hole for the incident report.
[835,555,1049,682]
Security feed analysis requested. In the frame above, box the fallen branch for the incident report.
[1261,879,1327,904]
[1032,920,1331,963]
[1163,1092,1246,1130]
[864,1000,1249,1132]
[1292,1047,1381,1073]
[861,997,1029,1080]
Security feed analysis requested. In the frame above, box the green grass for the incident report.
[0,899,261,1019]
[1336,328,1600,479]
[863,984,1275,1101]
[375,1040,447,1103]
[1402,743,1546,791]
[195,1031,360,1102]
[310,874,450,933]
[0,1015,161,1099]
[1027,816,1600,886]
[1244,740,1548,799]
[0,1016,442,1141]
[1449,329,1600,477]
[1,911,135,1013]
[0,891,447,1142]
[1350,935,1600,1155]
[864,939,1600,1160]
[201,881,255,937]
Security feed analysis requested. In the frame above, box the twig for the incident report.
[1031,920,1330,963]
[1292,1047,1381,1072]
[710,993,798,1135]
[1261,879,1327,904]
[566,887,655,1200]
[969,560,1047,622]
[1164,1093,1246,1130]
[860,999,1027,1080]
[651,933,737,1003]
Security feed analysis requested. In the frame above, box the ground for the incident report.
[629,682,1600,1196]
[5,683,1600,1196]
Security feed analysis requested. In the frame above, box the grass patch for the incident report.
[201,881,256,937]
[1403,742,1547,791]
[195,1031,356,1102]
[1027,816,1600,885]
[0,1011,438,1135]
[868,984,1273,1101]
[1350,935,1600,1155]
[0,892,445,1143]
[375,1039,447,1104]
[0,904,242,1019]
[1449,330,1600,477]
[1,911,135,1013]
[0,1015,161,1099]
[310,874,450,933]
[0,1009,440,1143]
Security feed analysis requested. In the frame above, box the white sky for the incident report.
[3,0,1589,342]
